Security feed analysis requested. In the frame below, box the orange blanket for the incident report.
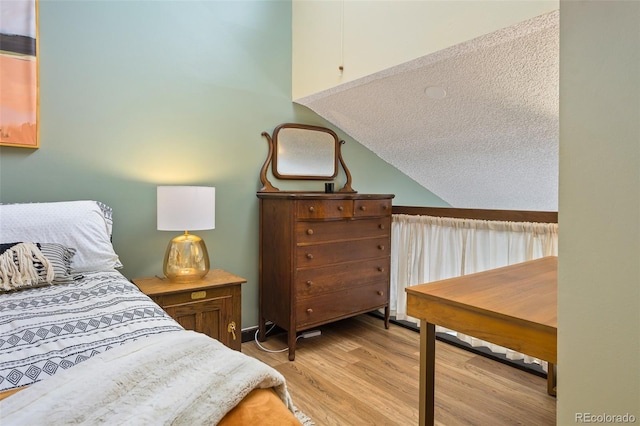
[220,388,302,425]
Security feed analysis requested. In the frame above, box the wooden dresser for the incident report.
[257,192,394,360]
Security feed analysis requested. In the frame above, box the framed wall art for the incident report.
[0,0,38,148]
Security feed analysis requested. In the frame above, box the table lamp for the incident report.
[157,186,215,282]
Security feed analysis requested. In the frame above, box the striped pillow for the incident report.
[0,242,77,292]
[37,243,77,283]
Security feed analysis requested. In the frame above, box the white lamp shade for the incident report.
[157,186,215,231]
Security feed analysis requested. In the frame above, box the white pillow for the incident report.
[0,201,123,273]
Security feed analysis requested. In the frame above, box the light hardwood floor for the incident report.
[242,314,556,426]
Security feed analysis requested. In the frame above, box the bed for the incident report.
[0,200,308,425]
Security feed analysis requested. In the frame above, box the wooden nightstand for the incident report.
[133,269,246,351]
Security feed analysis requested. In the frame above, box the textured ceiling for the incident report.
[296,11,559,211]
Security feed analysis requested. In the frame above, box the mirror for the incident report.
[273,125,337,179]
[259,123,355,193]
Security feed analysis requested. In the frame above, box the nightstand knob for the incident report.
[338,206,344,211]
[306,228,314,235]
[379,224,385,230]
[360,205,367,211]
[309,206,315,212]
[377,291,384,296]
[383,205,389,210]
[306,280,313,287]
[378,244,385,250]
[306,308,313,314]
[227,321,237,340]
[306,253,314,260]
[378,266,385,272]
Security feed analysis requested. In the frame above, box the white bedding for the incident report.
[0,330,294,425]
[0,270,183,391]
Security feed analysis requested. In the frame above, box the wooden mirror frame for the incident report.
[259,123,355,193]
[273,124,338,180]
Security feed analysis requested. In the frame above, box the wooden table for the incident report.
[406,256,557,426]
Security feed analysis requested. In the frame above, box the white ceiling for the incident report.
[296,11,559,211]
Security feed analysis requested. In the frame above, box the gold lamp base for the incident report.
[163,232,210,282]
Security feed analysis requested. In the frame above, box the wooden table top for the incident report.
[406,256,557,331]
[132,269,246,296]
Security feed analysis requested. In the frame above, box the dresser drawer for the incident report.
[296,217,390,244]
[353,199,392,218]
[296,199,352,219]
[296,237,389,267]
[296,281,389,328]
[295,257,390,298]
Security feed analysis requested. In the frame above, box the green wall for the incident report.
[0,0,444,328]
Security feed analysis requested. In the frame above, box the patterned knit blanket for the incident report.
[0,242,53,290]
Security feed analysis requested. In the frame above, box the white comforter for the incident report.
[0,330,294,425]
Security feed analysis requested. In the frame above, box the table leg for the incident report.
[547,363,557,396]
[419,320,436,426]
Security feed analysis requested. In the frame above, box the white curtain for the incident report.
[390,214,558,367]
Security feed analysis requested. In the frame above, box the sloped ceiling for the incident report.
[296,11,559,211]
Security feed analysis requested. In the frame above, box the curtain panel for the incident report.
[390,214,558,367]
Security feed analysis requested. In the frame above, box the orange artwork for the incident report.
[0,0,38,148]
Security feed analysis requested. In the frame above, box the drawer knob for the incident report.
[306,280,313,287]
[306,308,313,314]
[360,205,367,211]
[377,291,384,296]
[308,206,315,212]
[378,244,385,250]
[378,266,385,272]
[383,205,389,210]
[338,206,344,211]
[306,228,314,235]
[306,253,314,259]
[379,224,385,230]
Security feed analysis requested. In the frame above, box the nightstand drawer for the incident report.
[152,286,234,307]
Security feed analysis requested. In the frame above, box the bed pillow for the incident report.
[0,201,123,273]
[0,242,77,292]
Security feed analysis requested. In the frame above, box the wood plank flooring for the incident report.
[242,314,556,426]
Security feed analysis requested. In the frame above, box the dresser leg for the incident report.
[384,306,390,329]
[288,331,296,361]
